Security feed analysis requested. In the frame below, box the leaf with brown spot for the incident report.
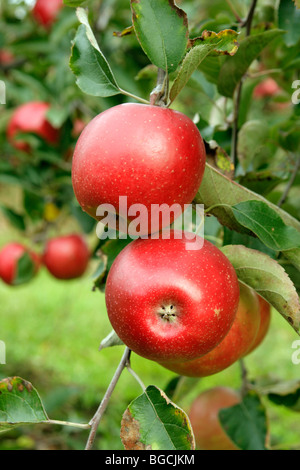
[121,385,195,450]
[113,25,134,38]
[0,377,48,434]
[169,29,239,104]
[188,29,239,56]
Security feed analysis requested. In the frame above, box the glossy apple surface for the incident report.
[105,231,240,363]
[159,283,260,377]
[72,103,206,235]
[32,0,63,28]
[7,101,60,152]
[43,234,90,280]
[189,387,240,450]
[246,296,271,355]
[0,243,40,286]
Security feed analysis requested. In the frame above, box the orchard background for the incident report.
[0,0,300,451]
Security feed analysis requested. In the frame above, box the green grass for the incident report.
[0,257,300,449]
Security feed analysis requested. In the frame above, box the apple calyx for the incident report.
[158,303,178,323]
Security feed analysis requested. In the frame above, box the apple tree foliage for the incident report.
[1,0,300,451]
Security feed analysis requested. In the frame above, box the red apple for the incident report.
[0,50,15,65]
[32,0,63,28]
[253,78,280,99]
[189,387,240,450]
[72,103,206,235]
[43,234,90,280]
[105,231,240,363]
[0,242,40,286]
[158,283,260,377]
[246,296,271,355]
[72,118,86,138]
[7,101,60,152]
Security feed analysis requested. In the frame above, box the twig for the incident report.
[278,154,300,207]
[247,68,281,79]
[242,0,258,35]
[231,0,258,169]
[225,0,242,22]
[85,347,131,451]
[231,81,243,168]
[239,358,250,397]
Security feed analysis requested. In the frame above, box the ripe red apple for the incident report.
[0,242,40,286]
[32,0,63,28]
[72,118,86,138]
[246,296,271,355]
[159,283,260,377]
[43,234,90,280]
[189,387,240,450]
[253,78,280,99]
[72,103,206,235]
[105,231,240,363]
[7,101,60,152]
[0,50,14,65]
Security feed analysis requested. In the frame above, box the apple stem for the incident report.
[126,364,146,392]
[150,68,170,107]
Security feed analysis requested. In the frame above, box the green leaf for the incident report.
[14,252,36,286]
[63,0,87,6]
[0,205,25,231]
[260,379,300,411]
[237,170,284,197]
[278,0,300,46]
[121,385,195,450]
[70,10,120,97]
[92,256,107,292]
[98,330,124,351]
[231,200,300,251]
[92,238,132,291]
[237,120,270,172]
[46,106,69,128]
[23,190,45,221]
[219,392,268,451]
[70,204,96,234]
[164,377,200,404]
[223,227,277,259]
[218,30,285,97]
[195,163,300,236]
[101,238,132,272]
[221,244,300,334]
[0,377,48,434]
[170,29,239,104]
[131,0,188,73]
[284,249,300,277]
[283,264,300,296]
